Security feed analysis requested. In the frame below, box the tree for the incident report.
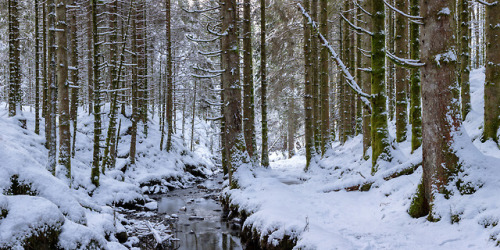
[243,0,257,162]
[370,0,390,171]
[91,0,103,187]
[458,0,471,119]
[56,0,71,180]
[48,0,58,175]
[360,0,372,158]
[260,0,269,167]
[395,0,409,142]
[319,0,329,155]
[411,0,461,219]
[409,0,422,152]
[303,0,314,170]
[8,0,24,127]
[35,0,40,134]
[129,2,139,166]
[166,0,174,152]
[483,0,500,143]
[69,0,79,157]
[221,0,245,187]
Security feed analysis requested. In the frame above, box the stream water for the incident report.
[123,174,243,250]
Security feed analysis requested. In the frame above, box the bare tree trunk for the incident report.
[483,1,500,143]
[166,0,174,152]
[57,0,71,180]
[361,0,372,158]
[91,0,103,187]
[87,1,93,114]
[303,0,314,170]
[69,0,79,158]
[416,0,461,219]
[129,3,139,165]
[243,0,256,162]
[35,0,40,134]
[459,0,471,119]
[395,0,408,143]
[319,0,329,155]
[221,0,245,187]
[8,0,23,126]
[47,0,58,175]
[260,0,269,167]
[409,0,422,152]
[370,0,390,172]
[190,81,197,152]
[311,0,321,154]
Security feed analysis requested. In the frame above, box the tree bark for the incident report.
[361,0,372,158]
[260,0,269,167]
[483,1,500,143]
[409,0,422,152]
[243,0,256,162]
[303,0,314,170]
[420,0,461,218]
[57,0,71,180]
[319,0,329,155]
[371,0,390,172]
[69,0,79,158]
[395,0,408,142]
[166,0,174,152]
[458,0,471,120]
[48,0,58,175]
[35,0,40,134]
[91,0,102,187]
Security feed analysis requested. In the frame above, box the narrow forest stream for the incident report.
[122,174,243,250]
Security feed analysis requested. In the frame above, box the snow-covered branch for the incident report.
[340,13,373,36]
[191,73,222,79]
[476,0,498,6]
[182,5,220,14]
[386,51,425,68]
[383,0,423,20]
[193,66,224,74]
[186,34,220,43]
[354,0,372,17]
[298,3,372,111]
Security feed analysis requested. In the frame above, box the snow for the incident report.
[224,68,500,249]
[0,102,216,248]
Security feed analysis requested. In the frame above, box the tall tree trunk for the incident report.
[303,0,314,170]
[166,0,174,152]
[129,3,139,165]
[311,0,321,154]
[319,0,329,155]
[418,0,461,218]
[260,0,269,167]
[459,0,471,120]
[371,0,390,172]
[361,0,372,158]
[395,0,409,143]
[409,0,422,152]
[35,0,40,134]
[48,0,58,175]
[43,2,49,147]
[57,0,71,180]
[243,0,256,162]
[221,0,245,187]
[190,80,197,152]
[91,0,102,187]
[87,1,93,114]
[8,0,22,120]
[69,0,79,158]
[483,1,500,143]
[387,0,395,121]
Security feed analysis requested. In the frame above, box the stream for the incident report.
[122,174,243,250]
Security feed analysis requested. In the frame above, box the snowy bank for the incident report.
[224,68,500,249]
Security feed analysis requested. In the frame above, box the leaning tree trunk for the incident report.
[371,0,390,172]
[414,0,461,219]
[483,1,500,143]
[260,0,269,167]
[56,0,71,180]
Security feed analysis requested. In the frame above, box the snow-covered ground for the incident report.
[225,69,500,249]
[0,104,216,249]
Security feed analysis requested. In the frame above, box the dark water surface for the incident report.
[157,175,242,250]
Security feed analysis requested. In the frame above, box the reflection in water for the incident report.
[158,186,242,250]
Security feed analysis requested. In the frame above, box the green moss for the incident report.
[360,183,372,192]
[0,209,7,220]
[408,180,429,218]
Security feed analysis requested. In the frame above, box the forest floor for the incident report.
[0,103,217,249]
[224,68,500,249]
